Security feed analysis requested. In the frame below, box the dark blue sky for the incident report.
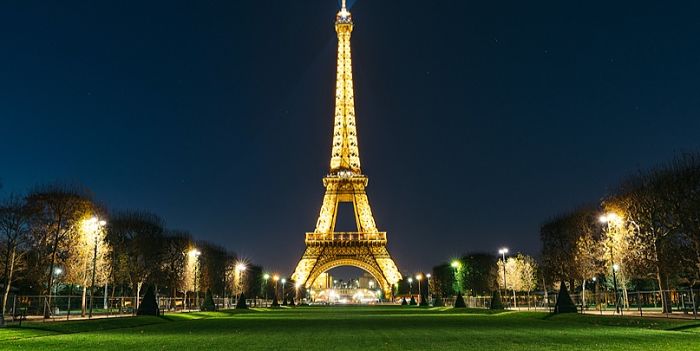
[2,0,699,276]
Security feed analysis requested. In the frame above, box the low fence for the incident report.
[433,288,698,318]
[3,289,697,321]
[1,294,261,322]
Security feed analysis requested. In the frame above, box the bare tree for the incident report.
[606,171,679,313]
[160,231,192,299]
[106,211,165,310]
[64,213,111,317]
[25,184,94,318]
[0,195,32,326]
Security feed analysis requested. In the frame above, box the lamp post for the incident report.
[235,262,247,303]
[281,278,287,304]
[53,267,63,295]
[612,263,621,314]
[600,212,641,313]
[85,217,107,319]
[295,282,301,304]
[408,277,413,299]
[498,248,509,307]
[451,260,461,294]
[592,276,598,312]
[273,275,280,301]
[189,249,201,308]
[426,273,432,304]
[415,274,423,305]
[263,273,270,307]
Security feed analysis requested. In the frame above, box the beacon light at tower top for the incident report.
[339,0,349,16]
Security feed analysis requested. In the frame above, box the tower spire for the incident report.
[330,0,359,173]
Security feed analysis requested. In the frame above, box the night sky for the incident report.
[2,1,699,277]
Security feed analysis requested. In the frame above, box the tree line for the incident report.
[0,183,262,325]
[430,253,539,303]
[540,153,700,313]
[427,153,699,312]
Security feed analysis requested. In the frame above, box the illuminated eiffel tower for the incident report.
[291,1,402,298]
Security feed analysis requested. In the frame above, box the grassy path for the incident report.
[2,307,699,350]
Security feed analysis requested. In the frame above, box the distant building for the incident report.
[358,273,376,289]
[311,272,333,290]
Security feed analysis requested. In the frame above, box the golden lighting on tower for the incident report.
[291,3,401,298]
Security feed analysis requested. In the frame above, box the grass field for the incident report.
[2,307,700,350]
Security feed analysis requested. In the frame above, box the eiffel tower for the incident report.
[291,1,402,298]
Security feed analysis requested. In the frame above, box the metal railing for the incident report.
[3,289,697,321]
[1,294,266,323]
[305,232,387,243]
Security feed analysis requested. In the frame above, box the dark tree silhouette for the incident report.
[137,285,160,316]
[453,292,466,308]
[554,281,577,313]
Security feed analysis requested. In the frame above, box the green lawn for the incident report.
[2,307,700,350]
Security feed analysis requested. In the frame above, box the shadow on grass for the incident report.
[543,312,700,332]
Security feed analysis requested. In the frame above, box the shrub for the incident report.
[409,296,417,305]
[419,296,429,306]
[289,296,296,307]
[490,290,504,310]
[454,292,466,308]
[236,293,248,309]
[136,285,160,316]
[271,294,280,307]
[555,281,577,313]
[401,297,408,305]
[432,295,445,307]
[200,289,217,311]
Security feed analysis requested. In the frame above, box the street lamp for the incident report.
[415,274,423,305]
[408,277,413,297]
[189,249,201,308]
[498,248,509,307]
[84,216,107,319]
[612,263,621,314]
[451,260,461,294]
[426,273,432,303]
[273,275,280,301]
[53,267,63,295]
[263,273,270,306]
[592,276,598,309]
[235,262,247,303]
[600,212,636,314]
[281,278,287,304]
